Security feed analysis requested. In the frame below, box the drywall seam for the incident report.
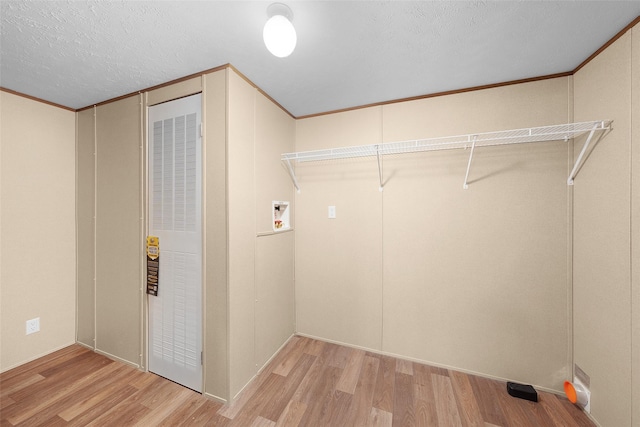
[627,29,634,426]
[253,85,258,372]
[296,332,563,396]
[629,25,636,427]
[201,73,208,395]
[567,75,575,382]
[75,107,79,345]
[380,106,385,352]
[0,94,2,371]
[93,105,97,351]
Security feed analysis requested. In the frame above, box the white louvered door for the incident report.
[148,94,202,392]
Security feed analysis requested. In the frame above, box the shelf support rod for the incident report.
[463,136,477,189]
[567,122,599,186]
[283,158,300,193]
[376,145,384,191]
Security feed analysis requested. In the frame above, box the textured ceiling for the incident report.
[1,1,639,117]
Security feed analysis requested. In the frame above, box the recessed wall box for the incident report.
[507,381,538,402]
[564,377,591,413]
[272,201,290,232]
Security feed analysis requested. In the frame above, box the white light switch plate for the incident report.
[328,206,336,219]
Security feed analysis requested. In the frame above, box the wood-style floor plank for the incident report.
[57,365,140,421]
[275,400,307,426]
[156,389,214,426]
[336,348,366,395]
[290,355,326,405]
[251,415,276,427]
[327,343,351,369]
[134,386,194,426]
[296,364,343,426]
[302,337,325,357]
[468,374,509,426]
[178,399,226,427]
[0,374,45,399]
[323,390,354,426]
[432,373,463,427]
[449,370,484,427]
[4,353,114,425]
[217,336,302,420]
[14,362,126,427]
[371,354,397,413]
[0,337,595,427]
[555,396,596,427]
[412,363,439,426]
[0,346,87,383]
[396,358,414,376]
[489,375,537,427]
[393,372,416,427]
[345,356,380,426]
[227,373,287,427]
[258,353,315,422]
[369,407,394,427]
[271,336,307,377]
[65,385,139,426]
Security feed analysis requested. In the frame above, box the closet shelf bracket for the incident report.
[463,136,477,190]
[283,157,300,193]
[376,145,384,191]
[567,121,609,185]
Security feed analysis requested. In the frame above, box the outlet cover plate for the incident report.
[26,317,40,335]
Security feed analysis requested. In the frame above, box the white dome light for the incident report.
[263,4,296,58]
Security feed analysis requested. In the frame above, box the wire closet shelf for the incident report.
[281,120,612,191]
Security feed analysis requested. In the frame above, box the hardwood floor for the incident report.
[1,336,594,426]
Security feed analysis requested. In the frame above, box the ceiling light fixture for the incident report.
[263,3,296,58]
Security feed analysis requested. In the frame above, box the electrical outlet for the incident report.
[26,317,40,335]
[328,205,336,219]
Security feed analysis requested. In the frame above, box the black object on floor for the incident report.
[507,381,538,402]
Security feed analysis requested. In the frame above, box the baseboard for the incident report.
[203,392,227,405]
[0,341,77,373]
[294,332,564,396]
[230,333,296,402]
[75,341,95,351]
[94,348,141,369]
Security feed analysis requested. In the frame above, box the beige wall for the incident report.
[295,77,572,391]
[227,70,296,399]
[573,25,638,427]
[227,69,258,397]
[73,68,295,402]
[76,96,144,369]
[203,70,229,401]
[76,108,95,347]
[95,96,143,365]
[0,92,76,371]
[76,95,145,367]
[295,107,384,350]
[254,90,296,372]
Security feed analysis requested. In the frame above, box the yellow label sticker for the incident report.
[146,236,159,260]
